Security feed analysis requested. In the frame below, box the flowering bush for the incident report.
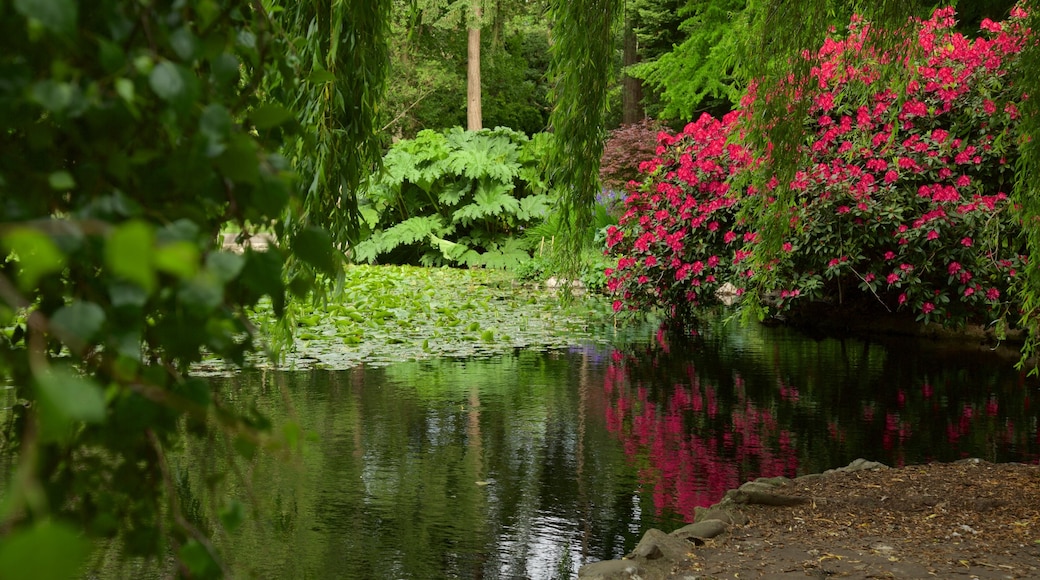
[603,112,755,316]
[607,6,1030,329]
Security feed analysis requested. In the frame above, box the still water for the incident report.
[170,320,1039,579]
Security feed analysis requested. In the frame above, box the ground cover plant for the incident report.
[354,127,553,269]
[606,6,1030,332]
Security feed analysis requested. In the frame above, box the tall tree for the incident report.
[621,13,645,124]
[468,0,484,129]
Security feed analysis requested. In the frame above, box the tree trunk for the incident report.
[467,0,483,130]
[621,15,643,125]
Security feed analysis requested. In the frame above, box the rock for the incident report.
[824,458,888,474]
[693,506,749,526]
[725,480,807,506]
[671,519,728,541]
[577,559,646,579]
[628,528,693,563]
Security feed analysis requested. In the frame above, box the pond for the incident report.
[115,318,1040,579]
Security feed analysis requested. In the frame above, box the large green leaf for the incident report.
[2,227,67,291]
[452,183,520,224]
[35,366,107,425]
[0,521,90,580]
[293,227,341,277]
[13,0,77,36]
[105,221,155,294]
[51,301,105,346]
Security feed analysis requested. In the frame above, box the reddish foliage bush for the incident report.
[599,119,664,194]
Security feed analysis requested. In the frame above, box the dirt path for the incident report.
[674,460,1040,579]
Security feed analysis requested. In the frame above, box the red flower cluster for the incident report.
[604,111,753,316]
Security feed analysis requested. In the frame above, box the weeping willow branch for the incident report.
[271,0,393,250]
[546,0,622,266]
[1011,0,1040,368]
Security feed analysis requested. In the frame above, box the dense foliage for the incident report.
[607,7,1029,331]
[383,0,552,138]
[0,1,357,576]
[355,127,552,268]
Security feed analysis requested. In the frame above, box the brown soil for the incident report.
[674,460,1040,579]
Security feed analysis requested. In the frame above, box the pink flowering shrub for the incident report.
[607,6,1030,328]
[603,111,755,317]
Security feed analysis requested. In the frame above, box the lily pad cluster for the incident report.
[196,266,619,372]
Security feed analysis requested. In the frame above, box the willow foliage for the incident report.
[1011,2,1040,363]
[545,0,623,260]
[268,0,393,252]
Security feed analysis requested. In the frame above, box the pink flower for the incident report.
[964,286,975,297]
[948,262,962,275]
[887,273,899,284]
[961,237,973,247]
[782,242,793,252]
[864,273,876,282]
[723,231,738,244]
[884,251,896,261]
[986,287,1001,300]
[883,170,899,183]
[828,258,841,268]
[898,293,907,305]
[612,300,623,312]
[922,302,935,314]
[926,230,939,241]
[837,205,850,214]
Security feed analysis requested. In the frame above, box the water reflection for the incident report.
[602,320,1040,523]
[134,320,1040,579]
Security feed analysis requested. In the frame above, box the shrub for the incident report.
[599,119,664,195]
[604,111,755,316]
[355,127,552,269]
[607,6,1029,330]
[765,6,1028,327]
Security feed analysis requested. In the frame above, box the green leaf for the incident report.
[211,53,240,88]
[154,241,200,280]
[48,170,75,190]
[13,0,77,36]
[2,227,67,291]
[35,366,107,424]
[219,500,245,534]
[293,227,341,276]
[179,540,218,578]
[199,104,232,155]
[51,301,105,346]
[115,78,135,105]
[0,521,90,580]
[215,134,260,184]
[206,251,245,283]
[149,61,185,101]
[178,273,223,314]
[105,220,155,294]
[30,81,74,113]
[169,27,198,61]
[250,103,293,129]
[307,68,336,85]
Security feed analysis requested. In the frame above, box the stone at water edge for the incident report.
[577,559,645,579]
